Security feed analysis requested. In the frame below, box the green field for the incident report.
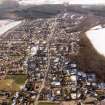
[6,74,27,85]
[0,74,27,92]
[0,79,20,92]
[38,102,59,105]
[0,74,27,104]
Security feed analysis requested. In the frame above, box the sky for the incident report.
[1,0,105,5]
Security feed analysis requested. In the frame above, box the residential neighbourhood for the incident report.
[11,12,105,104]
[0,2,105,105]
[12,39,105,104]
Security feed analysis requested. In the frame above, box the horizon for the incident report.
[0,0,105,5]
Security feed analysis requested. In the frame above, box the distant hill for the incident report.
[1,4,105,19]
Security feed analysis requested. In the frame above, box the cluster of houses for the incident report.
[0,25,32,79]
[0,12,104,104]
[0,11,85,79]
[12,39,105,105]
[0,40,28,78]
[11,12,105,104]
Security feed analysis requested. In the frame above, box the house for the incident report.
[30,46,38,56]
[77,71,87,81]
[70,63,77,68]
[86,81,91,86]
[53,58,59,63]
[97,83,105,89]
[65,61,69,65]
[51,81,61,87]
[87,73,96,82]
[55,90,61,96]
[51,88,62,101]
[78,71,87,78]
[91,82,97,88]
[64,69,71,75]
[70,68,77,75]
[71,85,77,92]
[70,75,77,82]
[70,92,77,100]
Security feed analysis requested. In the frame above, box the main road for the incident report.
[34,18,58,105]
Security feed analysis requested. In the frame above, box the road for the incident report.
[34,18,58,105]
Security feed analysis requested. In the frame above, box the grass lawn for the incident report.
[38,102,59,105]
[0,79,20,92]
[6,74,27,85]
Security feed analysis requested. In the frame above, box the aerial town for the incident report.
[0,3,105,105]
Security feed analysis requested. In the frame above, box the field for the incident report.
[6,74,27,85]
[0,79,20,92]
[38,102,59,105]
[0,74,27,92]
